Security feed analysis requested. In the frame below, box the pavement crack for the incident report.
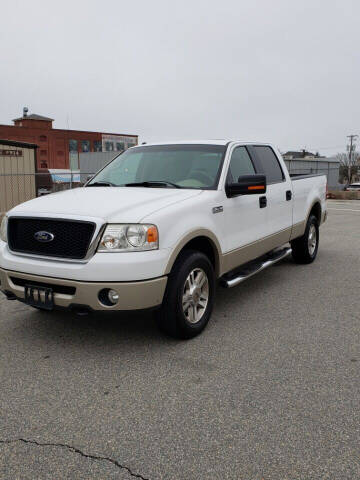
[0,438,149,479]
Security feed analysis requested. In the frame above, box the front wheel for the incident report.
[156,250,215,339]
[291,214,319,264]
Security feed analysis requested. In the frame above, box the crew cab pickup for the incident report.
[0,141,327,338]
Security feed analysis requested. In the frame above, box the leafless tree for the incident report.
[336,151,359,184]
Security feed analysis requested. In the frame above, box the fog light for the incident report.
[98,288,119,307]
[108,289,119,305]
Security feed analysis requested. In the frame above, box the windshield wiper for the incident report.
[86,181,115,187]
[125,181,181,189]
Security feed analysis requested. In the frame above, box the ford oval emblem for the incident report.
[34,231,55,243]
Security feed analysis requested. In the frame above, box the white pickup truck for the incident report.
[0,141,327,338]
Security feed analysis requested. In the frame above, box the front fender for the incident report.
[164,228,222,277]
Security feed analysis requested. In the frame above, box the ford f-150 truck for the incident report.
[0,141,327,338]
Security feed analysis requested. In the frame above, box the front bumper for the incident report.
[0,268,167,311]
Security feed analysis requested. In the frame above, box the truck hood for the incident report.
[9,187,202,223]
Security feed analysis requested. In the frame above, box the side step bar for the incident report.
[220,247,292,288]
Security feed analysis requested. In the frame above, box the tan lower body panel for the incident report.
[0,268,167,311]
[220,227,292,275]
[290,209,326,242]
[290,221,306,241]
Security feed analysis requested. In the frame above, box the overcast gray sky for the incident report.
[1,0,359,155]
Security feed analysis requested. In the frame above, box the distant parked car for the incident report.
[345,183,360,191]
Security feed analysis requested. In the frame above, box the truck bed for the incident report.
[290,173,327,227]
[290,173,325,181]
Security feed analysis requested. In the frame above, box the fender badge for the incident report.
[212,206,223,214]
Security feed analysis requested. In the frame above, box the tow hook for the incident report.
[72,306,91,316]
[2,290,17,300]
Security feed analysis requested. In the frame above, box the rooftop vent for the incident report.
[23,107,29,117]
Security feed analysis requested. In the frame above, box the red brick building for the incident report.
[0,108,138,171]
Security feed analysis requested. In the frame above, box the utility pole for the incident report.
[347,134,358,184]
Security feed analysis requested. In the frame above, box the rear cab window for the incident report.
[252,146,285,184]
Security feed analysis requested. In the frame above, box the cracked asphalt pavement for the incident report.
[0,201,360,479]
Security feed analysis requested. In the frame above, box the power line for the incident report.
[347,134,358,149]
[309,145,346,150]
[281,144,347,152]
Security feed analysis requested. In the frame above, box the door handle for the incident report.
[259,196,267,208]
[286,190,292,201]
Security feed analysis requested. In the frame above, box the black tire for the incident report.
[156,249,215,339]
[291,214,319,264]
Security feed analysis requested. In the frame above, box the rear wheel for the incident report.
[291,214,319,264]
[156,250,215,339]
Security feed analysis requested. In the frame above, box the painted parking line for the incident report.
[328,202,360,205]
[328,208,360,212]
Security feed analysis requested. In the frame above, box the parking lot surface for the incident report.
[1,200,359,479]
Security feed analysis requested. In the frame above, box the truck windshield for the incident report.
[87,144,226,189]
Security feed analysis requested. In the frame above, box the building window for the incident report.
[39,135,47,142]
[40,162,48,169]
[116,142,125,152]
[57,151,64,156]
[40,149,47,156]
[82,140,90,152]
[94,140,102,152]
[69,140,78,152]
[105,141,114,152]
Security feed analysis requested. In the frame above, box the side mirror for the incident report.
[83,174,94,186]
[226,174,266,198]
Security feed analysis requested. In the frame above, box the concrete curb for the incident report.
[328,190,360,200]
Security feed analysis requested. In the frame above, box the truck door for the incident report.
[224,145,267,253]
[250,145,292,239]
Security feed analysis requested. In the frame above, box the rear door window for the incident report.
[253,146,284,184]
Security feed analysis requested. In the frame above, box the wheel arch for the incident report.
[165,230,222,277]
[290,198,322,241]
[309,200,322,224]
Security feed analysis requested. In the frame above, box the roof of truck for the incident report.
[135,140,272,147]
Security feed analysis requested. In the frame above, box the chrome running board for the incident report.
[220,247,292,288]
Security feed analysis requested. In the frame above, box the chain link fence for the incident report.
[0,172,96,214]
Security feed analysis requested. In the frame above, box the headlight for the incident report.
[98,224,158,252]
[0,216,8,243]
